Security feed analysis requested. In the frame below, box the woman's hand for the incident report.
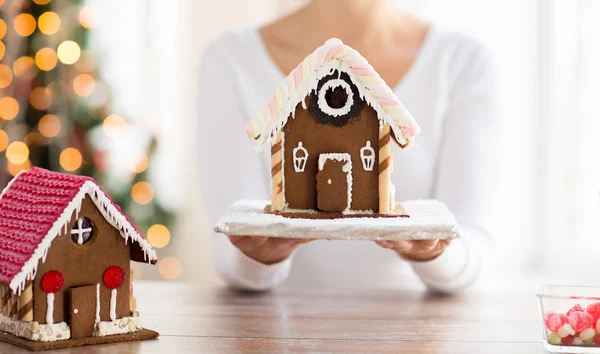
[375,239,452,262]
[227,236,311,265]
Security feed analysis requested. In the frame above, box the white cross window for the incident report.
[71,217,94,245]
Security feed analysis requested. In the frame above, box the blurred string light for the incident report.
[59,147,82,171]
[57,40,80,64]
[7,160,31,176]
[0,64,12,88]
[35,48,57,71]
[38,114,60,137]
[0,19,6,39]
[129,151,148,174]
[24,132,44,146]
[147,224,170,248]
[0,130,8,152]
[13,14,36,37]
[0,42,5,60]
[33,0,51,4]
[103,114,128,137]
[78,7,97,29]
[131,181,153,205]
[158,257,182,280]
[13,56,36,79]
[0,97,18,120]
[73,73,94,96]
[38,12,60,35]
[6,141,29,164]
[29,87,51,110]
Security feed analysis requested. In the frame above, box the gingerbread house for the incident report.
[245,38,420,215]
[0,167,157,344]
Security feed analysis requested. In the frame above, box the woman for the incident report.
[197,0,498,293]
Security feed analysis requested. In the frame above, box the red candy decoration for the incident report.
[41,270,64,294]
[559,313,569,326]
[545,311,567,332]
[561,335,574,345]
[569,311,594,332]
[103,266,125,289]
[567,304,585,316]
[587,302,600,323]
[594,334,600,346]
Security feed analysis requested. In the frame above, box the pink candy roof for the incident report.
[0,167,157,294]
[245,38,421,151]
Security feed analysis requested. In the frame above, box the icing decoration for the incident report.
[46,293,54,325]
[71,217,93,244]
[41,270,63,325]
[292,142,308,172]
[0,313,70,341]
[96,313,141,337]
[95,283,100,324]
[360,141,375,171]
[317,79,354,117]
[327,179,332,185]
[245,38,420,151]
[318,153,353,213]
[0,167,157,295]
[73,308,78,314]
[103,266,125,321]
[110,289,117,321]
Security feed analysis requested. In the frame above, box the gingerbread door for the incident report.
[316,154,352,212]
[69,285,97,339]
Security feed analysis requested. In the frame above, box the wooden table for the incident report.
[0,282,544,353]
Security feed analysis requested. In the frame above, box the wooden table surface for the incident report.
[0,282,545,353]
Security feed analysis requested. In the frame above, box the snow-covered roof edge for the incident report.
[245,38,421,152]
[7,180,157,294]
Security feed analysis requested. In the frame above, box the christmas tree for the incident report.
[0,0,176,278]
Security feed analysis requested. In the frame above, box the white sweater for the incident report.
[197,26,499,293]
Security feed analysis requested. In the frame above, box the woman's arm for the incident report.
[197,38,295,291]
[408,41,500,293]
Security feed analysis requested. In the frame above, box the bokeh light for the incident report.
[30,87,51,110]
[147,224,170,248]
[6,142,29,164]
[0,64,12,88]
[24,132,45,146]
[75,50,96,72]
[38,12,61,35]
[0,97,18,120]
[38,114,61,138]
[158,257,182,280]
[103,114,128,137]
[35,48,57,71]
[129,152,149,174]
[73,73,95,97]
[59,147,82,171]
[33,0,51,4]
[0,130,9,152]
[13,56,36,79]
[0,20,6,39]
[7,160,31,177]
[79,7,97,29]
[0,42,5,60]
[131,181,154,205]
[57,40,80,65]
[13,14,36,37]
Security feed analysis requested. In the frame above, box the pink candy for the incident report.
[569,311,595,332]
[545,311,567,332]
[567,304,585,316]
[587,302,600,323]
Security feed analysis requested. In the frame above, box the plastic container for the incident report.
[538,285,600,353]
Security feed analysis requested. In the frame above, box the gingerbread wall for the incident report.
[32,196,130,324]
[283,99,380,212]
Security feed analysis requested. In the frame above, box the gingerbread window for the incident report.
[71,217,94,245]
[308,71,365,127]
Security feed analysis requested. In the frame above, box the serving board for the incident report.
[214,200,461,240]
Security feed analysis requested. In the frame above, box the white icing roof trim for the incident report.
[5,180,157,294]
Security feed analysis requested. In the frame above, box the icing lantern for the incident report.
[103,266,125,320]
[41,270,64,325]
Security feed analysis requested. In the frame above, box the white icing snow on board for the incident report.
[214,200,461,240]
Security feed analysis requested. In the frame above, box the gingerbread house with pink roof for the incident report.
[245,38,420,216]
[0,167,158,348]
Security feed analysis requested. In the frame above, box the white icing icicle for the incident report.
[110,288,117,321]
[46,293,54,325]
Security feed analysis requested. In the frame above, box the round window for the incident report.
[308,71,365,127]
[71,217,94,245]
